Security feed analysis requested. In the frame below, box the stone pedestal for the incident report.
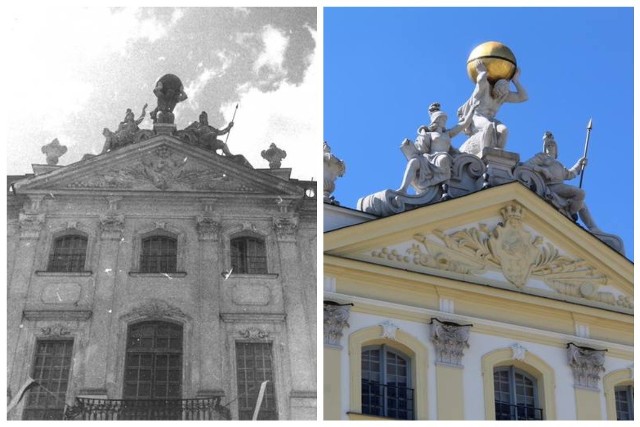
[153,123,176,135]
[481,147,519,187]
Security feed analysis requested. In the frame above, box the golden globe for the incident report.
[466,41,517,84]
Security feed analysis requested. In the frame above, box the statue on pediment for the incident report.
[458,60,528,156]
[181,111,234,155]
[149,74,188,124]
[101,104,148,153]
[397,102,476,197]
[524,132,598,231]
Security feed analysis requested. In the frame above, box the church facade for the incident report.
[7,116,317,420]
[323,142,633,420]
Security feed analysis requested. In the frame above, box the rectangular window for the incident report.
[231,237,268,274]
[23,339,74,420]
[140,236,177,273]
[47,235,87,272]
[615,385,634,420]
[236,342,277,420]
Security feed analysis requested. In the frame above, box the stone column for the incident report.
[194,214,225,398]
[430,318,471,420]
[273,216,316,419]
[567,343,606,420]
[7,210,45,389]
[80,210,125,397]
[323,302,350,420]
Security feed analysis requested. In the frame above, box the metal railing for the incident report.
[361,379,414,420]
[64,397,231,420]
[495,401,543,420]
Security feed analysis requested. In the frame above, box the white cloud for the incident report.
[224,28,319,181]
[253,25,289,77]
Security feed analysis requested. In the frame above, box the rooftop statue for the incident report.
[524,132,598,231]
[323,142,346,204]
[182,111,234,155]
[261,143,287,169]
[101,104,149,153]
[397,102,476,198]
[458,42,528,156]
[150,74,188,124]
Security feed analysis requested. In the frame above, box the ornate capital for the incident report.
[567,343,606,390]
[18,212,45,239]
[324,302,351,348]
[273,216,298,240]
[238,327,269,340]
[99,214,125,240]
[430,318,471,367]
[196,215,221,241]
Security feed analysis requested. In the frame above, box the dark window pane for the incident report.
[140,236,177,273]
[231,237,268,274]
[47,235,88,272]
[236,342,277,420]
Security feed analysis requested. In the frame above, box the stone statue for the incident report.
[101,104,148,153]
[184,111,234,155]
[150,74,188,124]
[457,60,528,156]
[41,138,67,165]
[323,142,346,204]
[261,143,287,169]
[525,132,599,231]
[397,102,476,196]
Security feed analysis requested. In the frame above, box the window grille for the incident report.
[361,345,414,419]
[236,342,277,420]
[23,339,74,420]
[123,321,183,402]
[47,235,87,272]
[231,237,267,274]
[615,385,634,420]
[140,236,177,273]
[493,366,543,420]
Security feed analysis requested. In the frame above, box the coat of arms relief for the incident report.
[371,203,631,310]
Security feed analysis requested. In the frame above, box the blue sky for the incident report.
[324,7,634,260]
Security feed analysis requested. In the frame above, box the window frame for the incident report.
[130,225,187,275]
[139,234,178,274]
[361,344,414,420]
[235,341,278,420]
[614,385,634,420]
[493,366,542,420]
[229,233,269,275]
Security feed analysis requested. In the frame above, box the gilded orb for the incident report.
[466,41,517,84]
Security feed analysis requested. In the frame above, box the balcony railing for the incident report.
[495,401,543,420]
[361,379,414,420]
[64,397,231,421]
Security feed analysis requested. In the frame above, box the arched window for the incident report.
[615,385,634,420]
[231,236,267,274]
[123,321,183,400]
[494,366,542,420]
[140,235,177,273]
[47,234,88,272]
[361,345,413,420]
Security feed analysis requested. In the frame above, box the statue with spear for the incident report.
[524,124,600,232]
[185,104,239,156]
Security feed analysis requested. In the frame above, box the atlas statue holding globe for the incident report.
[457,41,528,156]
[150,74,188,124]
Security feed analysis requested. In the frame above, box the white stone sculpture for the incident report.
[458,61,528,156]
[323,142,346,204]
[397,102,476,197]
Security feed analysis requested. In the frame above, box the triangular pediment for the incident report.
[13,135,302,197]
[325,183,633,313]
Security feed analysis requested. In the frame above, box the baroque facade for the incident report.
[7,114,317,420]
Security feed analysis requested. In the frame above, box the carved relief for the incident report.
[128,299,186,320]
[41,323,71,336]
[380,320,399,341]
[511,343,527,361]
[324,303,350,347]
[63,147,250,192]
[371,203,628,309]
[567,343,606,390]
[99,214,125,240]
[18,212,46,239]
[430,318,471,367]
[239,327,269,340]
[196,216,221,241]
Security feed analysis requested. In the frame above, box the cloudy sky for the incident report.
[5,7,319,180]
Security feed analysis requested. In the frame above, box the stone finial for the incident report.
[323,142,346,204]
[261,143,287,169]
[430,318,472,367]
[324,302,351,348]
[567,343,606,390]
[41,138,67,165]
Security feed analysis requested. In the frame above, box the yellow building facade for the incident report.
[323,182,633,420]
